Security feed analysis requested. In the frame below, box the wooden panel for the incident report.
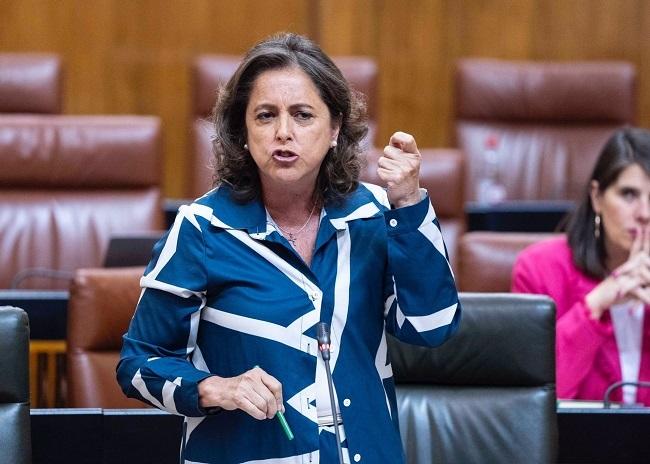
[316,0,378,56]
[531,0,642,60]
[446,0,536,59]
[640,0,650,129]
[374,0,447,147]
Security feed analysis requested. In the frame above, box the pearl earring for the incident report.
[244,144,249,150]
[331,140,337,148]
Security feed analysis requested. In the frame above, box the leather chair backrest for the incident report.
[390,293,557,464]
[0,306,31,464]
[362,148,465,272]
[455,59,636,202]
[188,54,378,198]
[458,231,558,292]
[67,267,146,408]
[0,53,63,113]
[0,115,163,289]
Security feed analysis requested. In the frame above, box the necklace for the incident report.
[270,202,317,246]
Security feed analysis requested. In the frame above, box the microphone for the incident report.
[317,322,344,464]
[317,322,331,360]
[603,380,650,408]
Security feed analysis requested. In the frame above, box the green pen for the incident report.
[276,409,294,441]
[255,365,294,440]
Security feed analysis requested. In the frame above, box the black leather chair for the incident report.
[391,293,557,464]
[0,306,31,464]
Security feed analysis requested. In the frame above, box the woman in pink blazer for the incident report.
[512,127,650,406]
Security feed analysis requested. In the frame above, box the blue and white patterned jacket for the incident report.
[117,182,461,464]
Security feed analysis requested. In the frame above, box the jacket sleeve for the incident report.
[382,192,461,347]
[116,205,213,417]
[555,300,613,399]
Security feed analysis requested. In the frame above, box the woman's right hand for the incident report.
[585,225,650,319]
[198,366,284,420]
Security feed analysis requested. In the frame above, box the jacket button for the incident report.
[343,398,351,407]
[354,453,361,462]
[389,219,397,227]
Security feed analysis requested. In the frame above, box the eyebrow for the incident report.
[616,184,643,193]
[252,103,316,112]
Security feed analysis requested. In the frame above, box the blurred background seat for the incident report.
[188,54,378,199]
[0,53,63,114]
[455,59,636,204]
[457,231,559,292]
[66,267,146,408]
[0,306,31,464]
[391,292,557,463]
[0,115,163,290]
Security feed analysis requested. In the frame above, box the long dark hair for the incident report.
[567,127,650,279]
[211,32,368,204]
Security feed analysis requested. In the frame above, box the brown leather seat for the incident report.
[362,148,465,272]
[0,53,63,113]
[457,231,559,292]
[188,54,378,198]
[455,59,636,202]
[0,115,163,289]
[67,267,146,408]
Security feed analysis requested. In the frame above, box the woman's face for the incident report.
[245,66,340,194]
[591,163,650,257]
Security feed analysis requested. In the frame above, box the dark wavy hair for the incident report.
[211,32,368,204]
[567,127,650,279]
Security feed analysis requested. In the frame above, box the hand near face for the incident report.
[377,131,422,208]
[586,225,650,319]
[198,366,284,420]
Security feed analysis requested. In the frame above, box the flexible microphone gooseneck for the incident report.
[603,380,650,408]
[317,322,345,464]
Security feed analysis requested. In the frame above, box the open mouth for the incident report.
[272,149,298,162]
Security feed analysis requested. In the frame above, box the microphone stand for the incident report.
[603,380,650,408]
[317,322,345,464]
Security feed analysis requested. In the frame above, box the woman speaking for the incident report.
[117,32,460,463]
